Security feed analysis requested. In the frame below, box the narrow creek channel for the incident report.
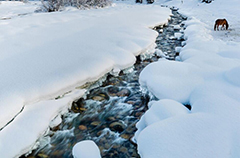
[22,8,186,158]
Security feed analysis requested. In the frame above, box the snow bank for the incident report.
[135,0,240,157]
[0,1,38,20]
[0,2,170,129]
[137,113,240,158]
[0,2,171,157]
[72,140,101,158]
[0,89,85,158]
[139,59,203,104]
[134,99,189,141]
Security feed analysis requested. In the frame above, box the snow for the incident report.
[174,32,183,40]
[155,49,167,58]
[0,1,171,157]
[134,99,189,141]
[137,113,239,158]
[0,89,86,158]
[72,140,101,158]
[135,0,240,157]
[0,1,38,20]
[2,0,240,157]
[139,59,204,104]
[224,66,240,87]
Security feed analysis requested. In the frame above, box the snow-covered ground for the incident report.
[2,0,240,157]
[0,1,171,157]
[135,0,240,157]
[0,1,38,20]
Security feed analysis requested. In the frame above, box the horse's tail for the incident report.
[225,19,229,30]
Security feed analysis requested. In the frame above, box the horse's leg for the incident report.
[222,24,225,30]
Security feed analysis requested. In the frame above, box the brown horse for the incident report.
[214,19,229,31]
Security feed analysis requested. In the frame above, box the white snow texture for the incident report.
[135,0,240,157]
[1,0,240,157]
[0,1,170,157]
[72,140,101,158]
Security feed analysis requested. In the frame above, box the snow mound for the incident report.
[134,99,189,141]
[137,113,240,158]
[139,59,203,104]
[72,140,101,158]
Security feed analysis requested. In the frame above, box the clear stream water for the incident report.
[22,8,186,158]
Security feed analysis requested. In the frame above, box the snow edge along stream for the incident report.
[0,4,171,157]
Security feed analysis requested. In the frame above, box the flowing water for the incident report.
[22,8,186,158]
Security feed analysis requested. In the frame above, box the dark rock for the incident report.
[120,133,131,140]
[126,124,136,134]
[50,124,60,131]
[106,77,121,86]
[117,88,131,97]
[120,147,128,153]
[91,92,109,101]
[36,153,48,158]
[185,104,192,110]
[104,143,111,149]
[107,86,119,96]
[90,121,101,126]
[109,121,126,133]
[106,116,116,122]
[75,133,84,140]
[112,144,120,149]
[71,98,86,113]
[92,96,105,101]
[79,107,87,112]
[97,131,102,136]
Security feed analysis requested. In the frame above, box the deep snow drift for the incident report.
[135,0,240,157]
[0,1,171,157]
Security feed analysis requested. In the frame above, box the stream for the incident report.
[22,8,186,158]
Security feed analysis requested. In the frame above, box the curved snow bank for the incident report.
[135,0,240,157]
[0,2,171,157]
[0,89,85,158]
[0,3,170,129]
[137,113,240,158]
[134,99,189,141]
[139,59,203,104]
